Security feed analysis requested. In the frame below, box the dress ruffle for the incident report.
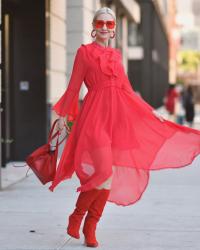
[85,42,121,77]
[49,41,200,207]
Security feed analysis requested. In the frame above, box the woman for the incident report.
[164,84,178,115]
[49,7,200,248]
[183,85,195,127]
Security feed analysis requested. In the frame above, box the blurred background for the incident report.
[1,0,200,189]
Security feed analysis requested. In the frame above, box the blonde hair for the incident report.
[93,7,116,22]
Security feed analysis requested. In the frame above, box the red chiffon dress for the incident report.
[49,41,200,206]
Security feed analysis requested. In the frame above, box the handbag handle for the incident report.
[47,118,60,143]
[25,118,69,178]
[48,118,68,147]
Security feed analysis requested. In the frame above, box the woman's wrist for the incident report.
[58,115,68,120]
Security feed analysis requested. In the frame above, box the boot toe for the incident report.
[84,239,99,248]
[67,228,80,239]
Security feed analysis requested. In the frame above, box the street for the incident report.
[0,153,200,250]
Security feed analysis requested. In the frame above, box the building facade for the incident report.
[176,0,200,101]
[0,0,141,188]
[0,0,169,189]
[128,0,169,107]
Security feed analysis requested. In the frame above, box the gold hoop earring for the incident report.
[91,29,96,38]
[110,31,115,39]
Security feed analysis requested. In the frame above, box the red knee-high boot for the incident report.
[83,189,110,247]
[67,189,100,239]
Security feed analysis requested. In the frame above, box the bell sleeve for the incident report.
[52,45,87,121]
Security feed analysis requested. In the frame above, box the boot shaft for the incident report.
[67,188,101,239]
[83,189,110,247]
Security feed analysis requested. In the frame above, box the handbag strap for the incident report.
[47,119,60,143]
[48,119,68,146]
[25,119,69,177]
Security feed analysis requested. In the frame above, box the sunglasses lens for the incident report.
[95,20,115,29]
[107,21,115,29]
[95,20,104,28]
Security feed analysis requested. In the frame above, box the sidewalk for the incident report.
[156,104,200,130]
[1,105,200,250]
[1,154,200,250]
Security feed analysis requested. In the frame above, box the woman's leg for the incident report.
[83,188,110,247]
[96,175,112,190]
[83,176,112,247]
[67,175,112,232]
[67,167,112,245]
[67,189,100,239]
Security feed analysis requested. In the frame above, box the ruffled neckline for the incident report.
[84,41,122,77]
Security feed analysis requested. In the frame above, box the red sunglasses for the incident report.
[94,20,115,29]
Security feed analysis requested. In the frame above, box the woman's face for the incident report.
[92,13,116,42]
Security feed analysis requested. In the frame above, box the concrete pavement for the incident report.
[0,154,200,250]
[1,104,200,250]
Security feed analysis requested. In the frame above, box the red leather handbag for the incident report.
[25,119,67,185]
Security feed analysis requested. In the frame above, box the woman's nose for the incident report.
[102,23,107,29]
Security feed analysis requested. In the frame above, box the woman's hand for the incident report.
[152,110,165,122]
[56,116,71,134]
[56,117,66,131]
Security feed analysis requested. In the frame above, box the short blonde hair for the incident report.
[93,7,116,22]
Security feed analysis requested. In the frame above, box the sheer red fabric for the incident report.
[49,41,200,206]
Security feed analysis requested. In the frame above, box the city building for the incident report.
[128,0,169,107]
[0,0,141,188]
[176,0,200,101]
[0,0,169,189]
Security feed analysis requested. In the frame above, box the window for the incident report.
[128,21,142,46]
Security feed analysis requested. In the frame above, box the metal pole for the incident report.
[0,108,2,191]
[0,0,2,191]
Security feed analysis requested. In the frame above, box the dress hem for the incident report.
[107,151,200,206]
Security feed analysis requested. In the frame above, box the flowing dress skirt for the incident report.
[49,85,200,206]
